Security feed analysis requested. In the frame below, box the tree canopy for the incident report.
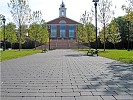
[6,23,17,48]
[8,0,31,50]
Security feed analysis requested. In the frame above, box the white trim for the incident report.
[47,24,78,26]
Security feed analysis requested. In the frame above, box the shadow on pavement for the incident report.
[83,61,133,96]
[65,54,98,57]
[65,54,86,57]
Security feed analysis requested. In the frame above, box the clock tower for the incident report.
[59,1,67,17]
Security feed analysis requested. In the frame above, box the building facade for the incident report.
[47,1,80,49]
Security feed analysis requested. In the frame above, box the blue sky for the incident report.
[0,0,126,24]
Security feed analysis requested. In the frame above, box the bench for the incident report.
[42,49,48,53]
[87,49,99,56]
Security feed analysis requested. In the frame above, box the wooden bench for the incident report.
[87,49,99,56]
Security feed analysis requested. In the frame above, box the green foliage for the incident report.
[77,11,95,48]
[99,26,109,44]
[115,17,127,40]
[0,49,41,62]
[76,24,86,43]
[121,0,133,42]
[29,21,49,50]
[100,19,121,49]
[0,14,5,41]
[77,23,95,49]
[6,23,17,48]
[29,23,42,41]
[29,23,41,49]
[108,20,121,48]
[130,19,133,41]
[0,26,4,41]
[39,21,49,44]
[98,0,115,51]
[85,23,95,47]
[17,25,28,44]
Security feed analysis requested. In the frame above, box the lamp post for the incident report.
[2,17,6,51]
[48,25,51,50]
[127,20,130,51]
[93,0,99,56]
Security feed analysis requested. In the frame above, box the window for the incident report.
[51,25,57,38]
[69,25,75,38]
[59,20,66,24]
[60,24,66,38]
[62,10,64,16]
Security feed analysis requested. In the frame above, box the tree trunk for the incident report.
[78,39,79,49]
[88,41,91,51]
[34,40,36,50]
[41,44,43,50]
[122,40,125,49]
[82,42,83,49]
[103,11,106,52]
[103,22,106,51]
[45,43,46,50]
[131,41,133,50]
[11,42,12,49]
[114,43,116,49]
[19,24,22,51]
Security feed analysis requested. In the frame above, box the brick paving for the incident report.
[1,49,133,100]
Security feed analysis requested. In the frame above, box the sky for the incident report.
[0,0,127,24]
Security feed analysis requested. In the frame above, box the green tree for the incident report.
[108,21,121,49]
[113,14,133,49]
[29,10,43,50]
[129,20,133,50]
[122,0,133,50]
[0,26,4,42]
[6,23,17,49]
[29,23,41,49]
[17,24,28,44]
[98,0,115,51]
[39,21,49,50]
[8,0,31,50]
[79,10,95,49]
[129,23,133,41]
[76,24,86,46]
[85,23,95,49]
[0,14,5,41]
[99,26,109,44]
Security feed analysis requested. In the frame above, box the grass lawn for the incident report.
[78,49,133,64]
[0,49,42,62]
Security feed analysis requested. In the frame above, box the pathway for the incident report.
[1,49,133,100]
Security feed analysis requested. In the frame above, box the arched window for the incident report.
[59,20,66,24]
[62,10,64,16]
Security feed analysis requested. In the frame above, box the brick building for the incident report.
[47,1,80,49]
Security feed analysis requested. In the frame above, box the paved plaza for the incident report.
[1,49,133,100]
